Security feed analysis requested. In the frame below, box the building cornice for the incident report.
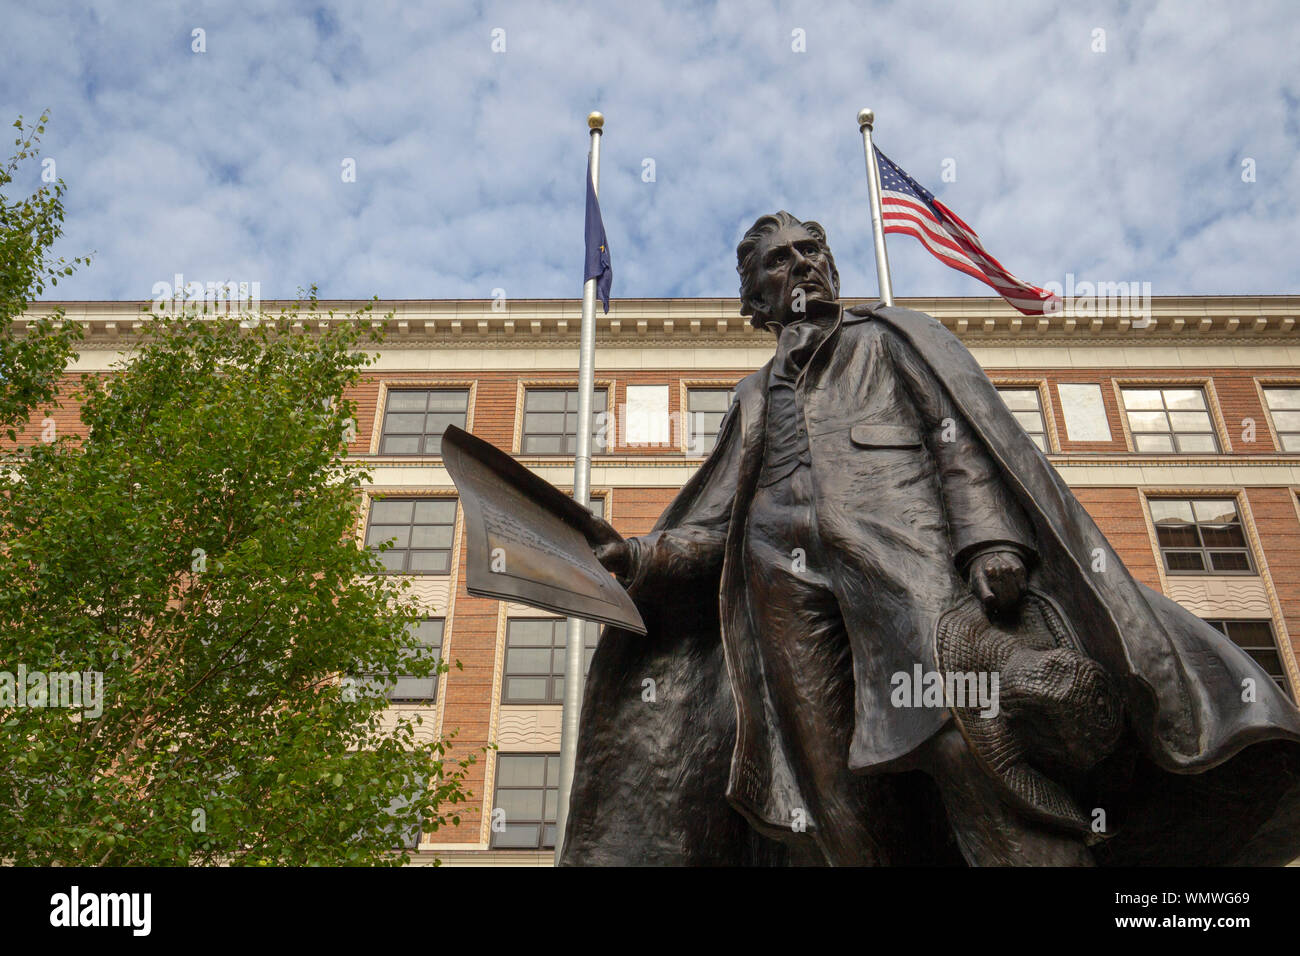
[18,295,1300,349]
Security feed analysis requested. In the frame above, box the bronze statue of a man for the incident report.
[561,212,1300,866]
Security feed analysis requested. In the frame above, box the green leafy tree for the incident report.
[0,112,87,442]
[0,302,477,865]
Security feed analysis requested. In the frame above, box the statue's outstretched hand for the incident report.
[969,551,1027,615]
[594,541,631,578]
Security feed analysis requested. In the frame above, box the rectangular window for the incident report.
[686,388,735,456]
[502,618,599,704]
[390,618,444,702]
[490,753,559,850]
[521,388,607,455]
[357,618,445,703]
[379,389,469,456]
[1263,387,1300,452]
[1148,498,1252,574]
[1203,620,1291,698]
[364,498,457,574]
[587,496,605,521]
[1121,387,1219,453]
[997,388,1049,453]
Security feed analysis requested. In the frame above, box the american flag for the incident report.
[874,147,1057,316]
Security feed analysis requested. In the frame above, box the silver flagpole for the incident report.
[857,107,894,306]
[554,110,603,863]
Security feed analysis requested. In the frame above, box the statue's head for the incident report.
[736,211,841,332]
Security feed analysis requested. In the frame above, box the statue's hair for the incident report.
[736,211,840,330]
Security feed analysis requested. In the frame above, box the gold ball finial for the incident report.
[588,111,604,130]
[857,108,875,130]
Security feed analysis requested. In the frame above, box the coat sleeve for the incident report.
[885,328,1037,569]
[621,400,744,603]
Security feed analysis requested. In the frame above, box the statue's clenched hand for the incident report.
[594,541,631,577]
[969,551,1027,615]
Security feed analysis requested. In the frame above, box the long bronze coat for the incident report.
[561,303,1300,866]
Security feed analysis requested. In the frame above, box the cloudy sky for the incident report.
[3,0,1297,303]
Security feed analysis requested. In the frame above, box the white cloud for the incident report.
[2,0,1296,301]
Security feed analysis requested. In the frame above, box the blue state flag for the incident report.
[584,155,612,313]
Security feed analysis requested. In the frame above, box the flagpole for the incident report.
[554,110,603,864]
[857,107,894,306]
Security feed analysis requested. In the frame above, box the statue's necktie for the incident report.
[770,315,831,384]
[761,314,836,484]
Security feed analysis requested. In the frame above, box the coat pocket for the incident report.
[848,423,924,449]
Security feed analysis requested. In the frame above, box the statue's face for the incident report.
[752,223,837,327]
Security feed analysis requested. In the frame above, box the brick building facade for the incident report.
[30,293,1300,864]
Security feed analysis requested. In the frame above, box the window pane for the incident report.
[425,411,462,434]
[1270,411,1300,431]
[497,755,546,787]
[381,435,421,455]
[1175,434,1218,453]
[506,647,552,673]
[509,620,557,644]
[525,390,568,412]
[528,412,566,433]
[1226,621,1274,645]
[1122,389,1165,409]
[1266,389,1300,411]
[412,619,444,643]
[407,551,450,573]
[1134,434,1175,453]
[998,389,1040,411]
[1155,524,1199,549]
[370,500,414,523]
[1209,551,1251,572]
[375,550,406,572]
[387,391,429,412]
[1167,411,1211,432]
[505,677,549,700]
[1165,551,1206,572]
[689,390,733,412]
[384,413,426,433]
[390,676,436,699]
[1011,410,1043,431]
[1127,411,1169,432]
[366,525,410,549]
[523,434,564,454]
[410,524,454,549]
[426,391,469,412]
[1199,524,1245,549]
[414,499,456,523]
[496,789,545,820]
[1149,499,1195,523]
[493,824,541,848]
[1192,500,1239,523]
[1163,389,1206,410]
